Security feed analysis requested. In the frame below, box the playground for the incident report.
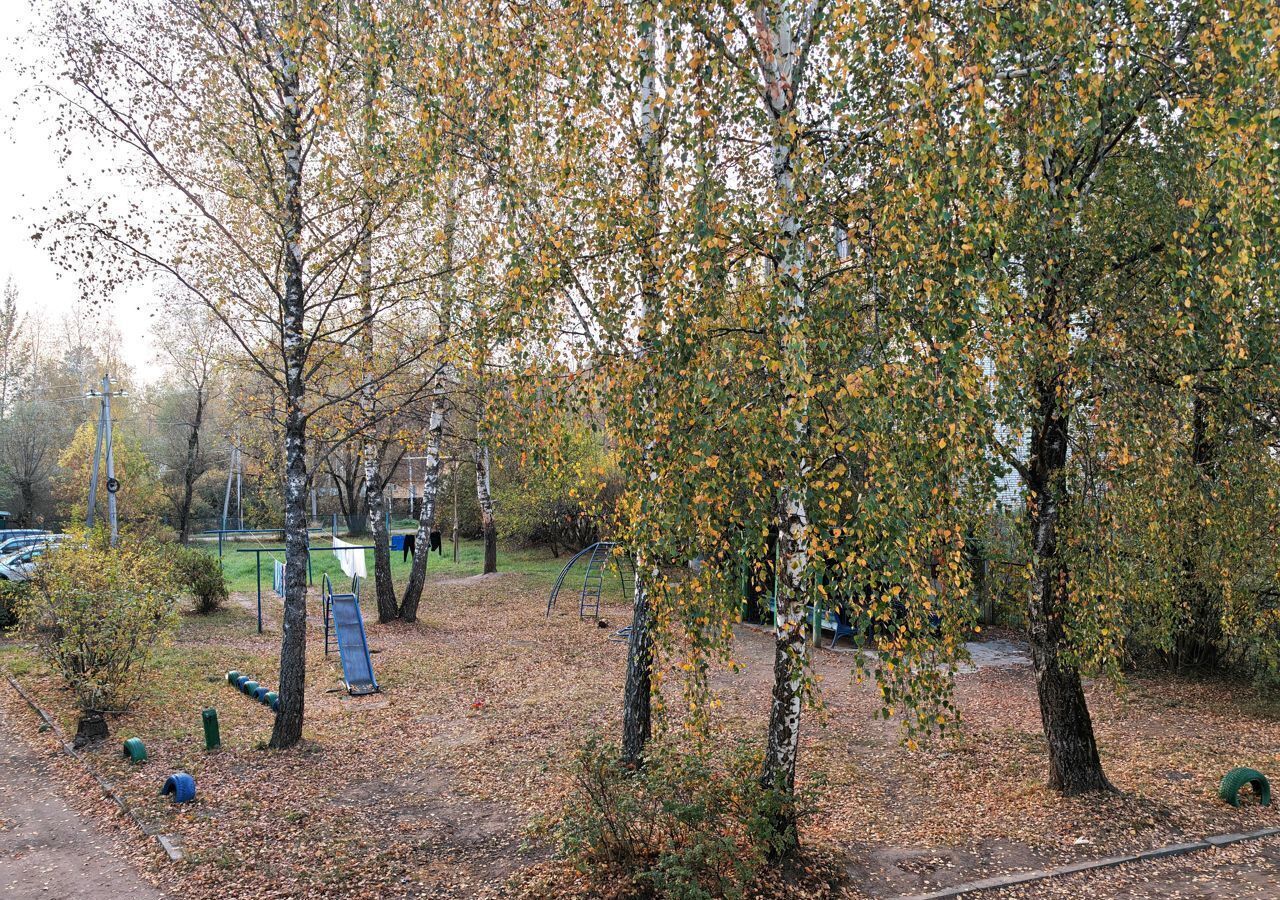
[1,539,1277,899]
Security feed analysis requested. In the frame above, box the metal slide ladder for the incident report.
[578,542,609,620]
[322,574,377,694]
[546,541,634,621]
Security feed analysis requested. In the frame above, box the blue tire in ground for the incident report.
[234,675,250,692]
[253,686,270,702]
[160,772,196,803]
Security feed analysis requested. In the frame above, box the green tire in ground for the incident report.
[122,737,147,763]
[226,670,240,685]
[242,680,259,697]
[1219,767,1271,807]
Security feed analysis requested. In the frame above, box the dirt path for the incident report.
[0,702,164,900]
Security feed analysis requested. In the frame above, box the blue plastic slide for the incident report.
[328,593,379,695]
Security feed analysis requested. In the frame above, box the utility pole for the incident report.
[221,444,235,532]
[86,373,125,545]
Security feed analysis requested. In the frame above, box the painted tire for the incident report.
[242,680,259,697]
[160,772,196,804]
[226,670,240,685]
[122,737,147,763]
[253,686,270,702]
[1219,767,1271,808]
[234,675,251,692]
[269,694,280,712]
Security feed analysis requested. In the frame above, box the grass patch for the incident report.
[203,537,589,595]
[0,641,38,677]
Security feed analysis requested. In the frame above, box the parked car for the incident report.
[0,545,48,582]
[0,533,62,556]
[0,529,49,542]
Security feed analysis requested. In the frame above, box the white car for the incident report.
[0,546,47,582]
[0,534,61,556]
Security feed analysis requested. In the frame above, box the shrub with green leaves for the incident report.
[496,418,620,556]
[170,545,228,614]
[18,529,179,712]
[555,738,799,900]
[0,580,27,630]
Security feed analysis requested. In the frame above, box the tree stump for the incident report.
[73,711,109,749]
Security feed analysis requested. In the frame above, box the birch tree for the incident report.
[602,0,679,771]
[152,300,226,543]
[41,0,417,748]
[396,187,458,619]
[982,0,1280,794]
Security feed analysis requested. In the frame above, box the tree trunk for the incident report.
[754,6,812,856]
[355,2,396,623]
[621,554,653,768]
[365,444,396,623]
[451,465,460,563]
[620,1,662,769]
[329,460,365,536]
[270,39,309,752]
[762,492,809,845]
[1026,379,1112,794]
[399,390,446,621]
[178,386,205,544]
[1172,391,1223,669]
[1173,573,1224,670]
[398,194,456,621]
[17,480,35,527]
[475,442,497,574]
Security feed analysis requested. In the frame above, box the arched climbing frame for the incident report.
[546,541,634,621]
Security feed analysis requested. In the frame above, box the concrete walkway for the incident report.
[0,702,164,899]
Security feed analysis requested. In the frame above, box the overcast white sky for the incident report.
[1,2,161,382]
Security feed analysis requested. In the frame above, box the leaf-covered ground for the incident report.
[1,543,1277,899]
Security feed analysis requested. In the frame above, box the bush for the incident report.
[555,738,798,900]
[171,546,228,614]
[496,420,620,556]
[0,580,26,630]
[17,529,179,712]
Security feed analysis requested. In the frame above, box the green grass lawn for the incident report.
[201,535,581,595]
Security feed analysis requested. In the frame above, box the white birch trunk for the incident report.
[621,2,663,768]
[399,387,445,621]
[398,192,457,621]
[271,32,310,751]
[354,22,396,622]
[753,5,814,831]
[475,437,497,574]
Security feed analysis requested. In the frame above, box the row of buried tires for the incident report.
[226,670,279,711]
